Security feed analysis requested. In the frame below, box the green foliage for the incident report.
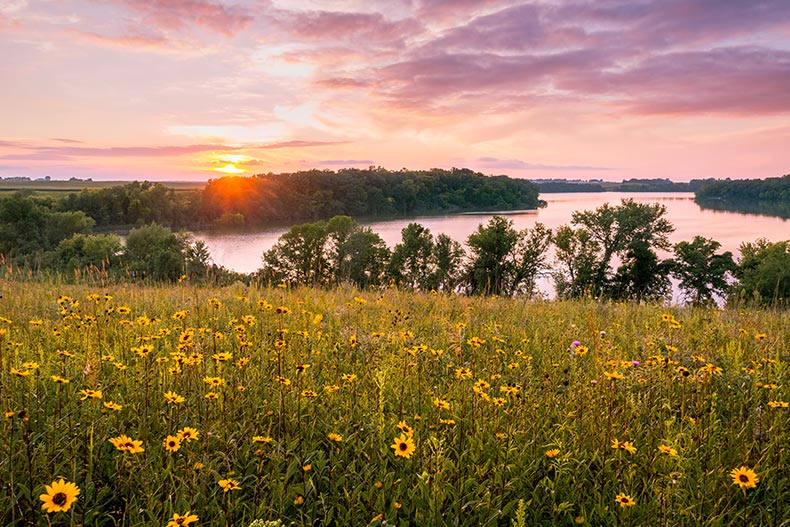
[671,236,736,306]
[0,192,94,257]
[465,217,552,296]
[124,223,188,280]
[732,239,790,306]
[260,216,389,288]
[1,282,788,526]
[53,233,123,271]
[200,168,541,226]
[561,199,674,299]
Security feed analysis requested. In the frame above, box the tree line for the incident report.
[258,200,790,307]
[695,174,790,203]
[46,168,541,230]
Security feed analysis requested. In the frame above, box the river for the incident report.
[194,192,789,278]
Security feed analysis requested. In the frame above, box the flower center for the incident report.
[399,442,408,451]
[52,492,67,506]
[739,474,749,483]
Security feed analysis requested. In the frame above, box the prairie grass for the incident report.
[1,279,788,526]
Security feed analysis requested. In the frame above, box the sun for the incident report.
[214,163,246,174]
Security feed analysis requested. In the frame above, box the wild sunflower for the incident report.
[545,449,560,458]
[166,511,198,527]
[164,391,185,404]
[327,433,343,442]
[391,434,416,459]
[730,466,759,489]
[658,445,678,457]
[164,435,181,452]
[177,427,199,442]
[615,493,636,507]
[109,434,144,454]
[397,421,413,436]
[40,479,80,513]
[218,478,241,492]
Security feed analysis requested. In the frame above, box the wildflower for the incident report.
[658,445,678,457]
[439,418,455,425]
[253,435,272,443]
[218,478,240,492]
[301,390,318,398]
[274,376,291,386]
[79,389,103,400]
[164,391,185,404]
[768,401,789,408]
[604,371,625,380]
[205,392,219,400]
[392,434,416,458]
[615,493,636,507]
[433,398,451,410]
[455,367,473,379]
[109,435,144,454]
[164,435,181,452]
[341,373,357,383]
[275,306,291,315]
[699,363,723,376]
[204,376,225,387]
[293,495,304,505]
[166,512,198,527]
[51,375,70,384]
[103,401,122,411]
[622,441,637,454]
[575,345,589,356]
[327,433,343,442]
[730,466,759,489]
[11,368,31,377]
[303,464,312,471]
[177,427,199,442]
[116,306,131,315]
[39,479,80,513]
[23,362,39,370]
[213,352,233,362]
[397,421,413,436]
[545,449,560,458]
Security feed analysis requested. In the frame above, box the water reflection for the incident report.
[194,192,790,276]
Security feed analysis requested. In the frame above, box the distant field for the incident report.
[0,179,204,194]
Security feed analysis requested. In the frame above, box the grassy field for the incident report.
[1,279,788,526]
[0,179,204,195]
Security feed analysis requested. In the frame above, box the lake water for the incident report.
[195,192,789,277]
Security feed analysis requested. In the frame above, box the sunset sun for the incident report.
[214,163,245,174]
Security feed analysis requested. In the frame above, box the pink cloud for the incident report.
[108,0,255,36]
[276,9,421,46]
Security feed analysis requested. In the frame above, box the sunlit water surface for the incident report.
[193,192,789,300]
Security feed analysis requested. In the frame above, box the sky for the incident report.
[1,0,789,182]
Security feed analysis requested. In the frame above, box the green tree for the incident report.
[431,234,465,292]
[731,239,790,306]
[53,233,122,271]
[124,223,187,280]
[671,236,735,306]
[568,199,674,297]
[388,223,435,289]
[260,221,328,285]
[465,217,551,296]
[552,226,601,299]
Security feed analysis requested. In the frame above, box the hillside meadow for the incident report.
[1,280,788,526]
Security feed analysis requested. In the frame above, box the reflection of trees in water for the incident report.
[695,198,790,220]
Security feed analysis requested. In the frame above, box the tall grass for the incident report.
[1,280,788,526]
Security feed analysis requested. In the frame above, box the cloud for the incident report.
[472,157,613,171]
[276,9,420,45]
[312,159,376,167]
[108,0,255,36]
[256,140,349,149]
